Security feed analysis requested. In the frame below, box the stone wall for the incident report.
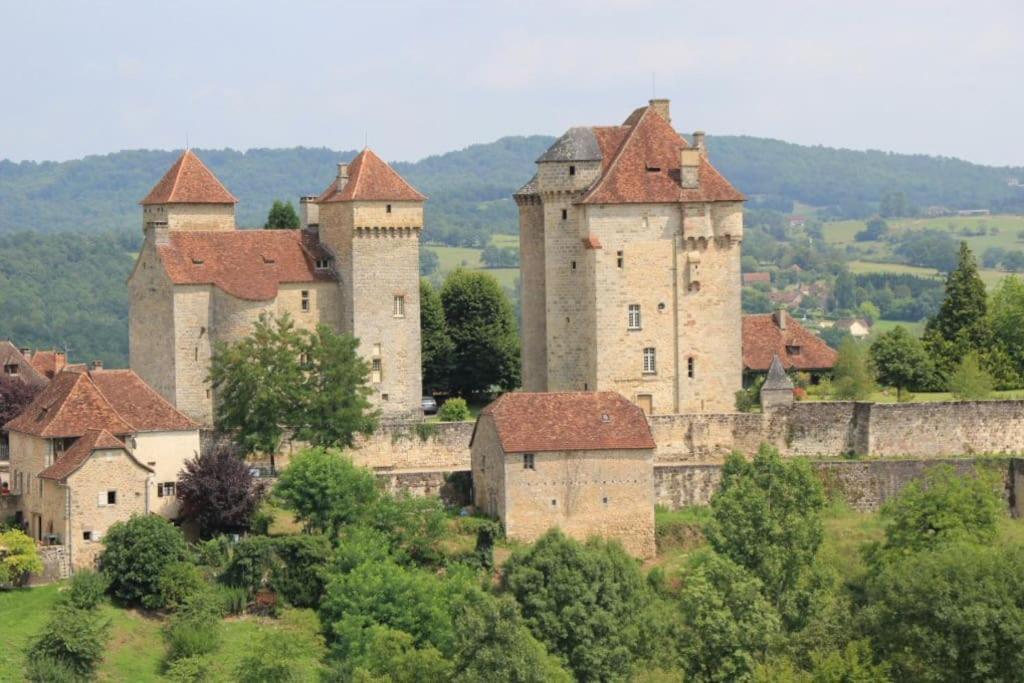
[653,458,1018,512]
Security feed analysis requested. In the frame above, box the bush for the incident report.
[235,633,303,682]
[64,570,109,610]
[438,397,471,422]
[215,584,249,616]
[194,536,231,569]
[221,536,277,595]
[165,655,212,683]
[0,528,43,586]
[271,534,331,608]
[948,351,994,400]
[27,605,110,678]
[164,603,222,663]
[99,515,188,608]
[24,655,80,683]
[156,562,207,612]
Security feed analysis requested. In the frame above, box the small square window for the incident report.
[568,165,576,176]
[107,490,117,505]
[315,258,331,270]
[602,496,609,505]
[301,290,310,312]
[3,363,18,376]
[523,453,535,470]
[551,499,557,506]
[83,531,93,541]
[157,482,176,498]
[382,393,389,401]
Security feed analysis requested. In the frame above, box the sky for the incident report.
[1,0,1021,166]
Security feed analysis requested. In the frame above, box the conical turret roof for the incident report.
[140,150,238,205]
[763,354,794,390]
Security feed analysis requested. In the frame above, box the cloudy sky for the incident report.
[1,0,1021,166]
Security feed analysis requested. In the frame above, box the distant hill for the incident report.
[2,136,1022,242]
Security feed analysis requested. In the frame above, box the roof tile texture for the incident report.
[38,429,143,480]
[141,150,238,205]
[743,314,838,372]
[480,391,655,453]
[318,149,425,203]
[156,229,335,301]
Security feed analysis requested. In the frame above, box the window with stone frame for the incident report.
[628,304,641,330]
[393,295,406,318]
[523,453,535,470]
[301,290,310,312]
[371,358,382,383]
[643,347,657,374]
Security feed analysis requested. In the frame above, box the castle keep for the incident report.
[129,149,424,425]
[515,100,745,414]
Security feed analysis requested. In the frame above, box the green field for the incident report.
[425,233,520,289]
[846,259,1006,287]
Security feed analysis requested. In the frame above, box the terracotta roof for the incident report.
[88,370,197,432]
[742,272,771,285]
[140,150,238,205]
[477,391,655,453]
[317,148,426,203]
[5,367,195,438]
[26,350,66,380]
[582,234,603,249]
[743,313,838,372]
[38,429,151,481]
[156,229,335,301]
[580,106,744,205]
[0,341,48,387]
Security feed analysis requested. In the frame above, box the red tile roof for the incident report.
[141,150,238,205]
[38,429,151,481]
[582,234,603,249]
[742,272,771,285]
[5,368,196,438]
[317,148,426,203]
[477,391,655,453]
[581,106,744,205]
[0,341,48,387]
[27,350,67,380]
[156,229,335,301]
[743,313,838,373]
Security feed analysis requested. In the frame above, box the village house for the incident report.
[471,391,656,558]
[742,271,772,286]
[834,317,872,339]
[129,148,425,426]
[742,310,838,383]
[0,340,50,389]
[3,365,199,569]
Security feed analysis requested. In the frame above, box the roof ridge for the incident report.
[582,106,650,202]
[83,370,138,432]
[169,151,186,201]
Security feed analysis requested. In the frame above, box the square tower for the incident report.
[515,101,745,414]
[316,149,426,420]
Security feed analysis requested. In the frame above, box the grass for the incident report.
[424,234,521,290]
[0,583,62,676]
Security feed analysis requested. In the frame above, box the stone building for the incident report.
[0,340,50,389]
[515,100,745,415]
[743,310,837,383]
[471,391,656,557]
[128,148,424,425]
[4,365,199,551]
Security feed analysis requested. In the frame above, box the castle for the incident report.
[128,148,425,425]
[515,99,745,414]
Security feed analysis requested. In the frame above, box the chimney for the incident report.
[680,148,701,189]
[299,195,320,229]
[648,98,670,123]
[774,309,787,330]
[692,130,706,153]
[91,360,103,371]
[337,163,349,182]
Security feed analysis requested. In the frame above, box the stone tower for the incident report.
[515,100,745,414]
[140,149,238,233]
[316,149,426,419]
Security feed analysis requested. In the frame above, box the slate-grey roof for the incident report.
[762,354,795,390]
[536,127,603,163]
[514,174,539,196]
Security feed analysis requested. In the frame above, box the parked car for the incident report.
[421,396,438,415]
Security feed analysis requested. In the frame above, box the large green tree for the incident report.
[987,275,1024,377]
[923,242,991,378]
[208,314,305,469]
[273,447,379,539]
[705,446,825,613]
[420,279,454,393]
[264,200,301,229]
[831,337,875,400]
[869,325,934,399]
[441,269,520,397]
[502,530,653,682]
[294,324,377,448]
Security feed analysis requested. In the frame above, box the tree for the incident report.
[705,446,825,612]
[273,447,379,538]
[264,200,300,229]
[987,275,1024,378]
[502,530,653,682]
[0,528,43,586]
[420,246,440,277]
[832,272,856,311]
[862,543,1024,682]
[99,514,188,608]
[857,301,880,324]
[923,242,990,377]
[441,269,520,397]
[982,246,1007,269]
[831,337,875,400]
[208,314,305,470]
[874,464,1002,556]
[676,552,780,682]
[0,374,40,426]
[855,217,889,241]
[293,325,377,449]
[420,279,454,393]
[869,326,933,400]
[438,397,470,422]
[177,447,265,538]
[236,632,306,683]
[27,604,110,679]
[947,352,994,399]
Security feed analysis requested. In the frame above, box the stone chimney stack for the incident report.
[774,309,787,330]
[337,163,349,182]
[299,196,319,229]
[680,148,701,189]
[649,98,671,123]
[692,130,706,153]
[91,360,103,371]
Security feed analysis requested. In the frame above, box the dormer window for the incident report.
[786,345,801,356]
[191,257,204,265]
[3,363,18,376]
[262,254,276,264]
[315,258,331,270]
[645,165,661,173]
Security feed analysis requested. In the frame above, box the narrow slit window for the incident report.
[301,290,310,312]
[386,204,392,214]
[617,250,624,268]
[561,208,568,220]
[687,357,695,379]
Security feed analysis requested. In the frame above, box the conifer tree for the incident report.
[923,242,990,378]
[420,279,454,393]
[264,200,301,229]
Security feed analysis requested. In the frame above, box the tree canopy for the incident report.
[264,200,301,229]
